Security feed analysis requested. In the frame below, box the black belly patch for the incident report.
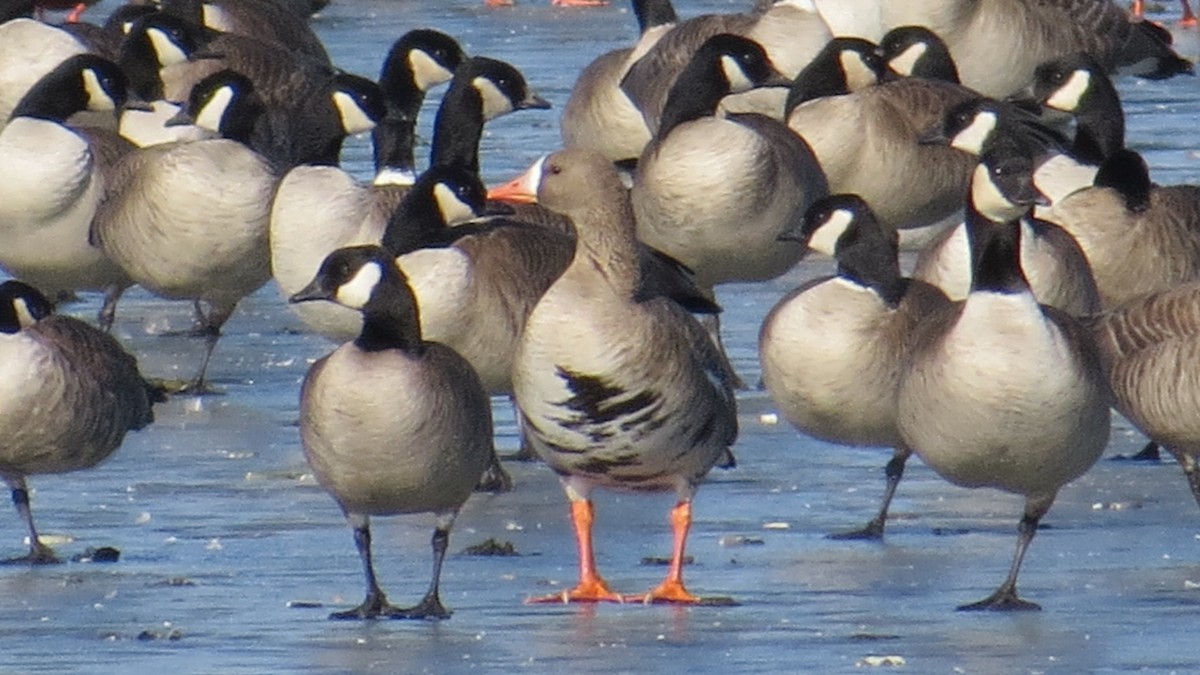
[553,366,662,440]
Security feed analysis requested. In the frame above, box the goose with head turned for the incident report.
[290,246,492,620]
[560,0,677,165]
[620,0,832,135]
[896,146,1110,611]
[759,194,951,540]
[880,0,1191,99]
[632,33,827,291]
[92,69,293,393]
[0,53,135,330]
[0,280,161,564]
[785,29,978,235]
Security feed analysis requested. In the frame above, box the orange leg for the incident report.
[1132,0,1146,19]
[484,0,514,6]
[1182,0,1197,27]
[527,500,624,604]
[66,2,88,22]
[630,501,701,604]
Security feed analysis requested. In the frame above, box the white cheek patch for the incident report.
[840,51,877,91]
[147,27,189,67]
[408,50,453,92]
[950,111,997,154]
[1044,70,1090,112]
[81,68,115,111]
[335,261,383,310]
[332,90,377,134]
[201,4,235,31]
[720,55,757,94]
[806,207,854,256]
[971,164,1022,221]
[373,167,417,187]
[473,77,512,121]
[433,182,477,225]
[888,42,928,77]
[13,298,38,328]
[193,84,234,132]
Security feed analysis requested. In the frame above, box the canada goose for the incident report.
[511,148,738,604]
[92,69,286,392]
[620,0,832,135]
[785,32,977,234]
[879,0,1191,99]
[0,17,87,124]
[0,280,160,564]
[290,246,492,620]
[158,0,330,63]
[913,147,1102,316]
[0,53,134,330]
[560,0,677,164]
[759,194,950,540]
[632,33,828,290]
[1042,148,1200,310]
[921,96,1097,209]
[1027,53,1125,173]
[273,55,548,343]
[1087,281,1200,509]
[120,12,382,167]
[897,156,1111,610]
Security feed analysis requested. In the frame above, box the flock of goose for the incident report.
[2,0,1200,621]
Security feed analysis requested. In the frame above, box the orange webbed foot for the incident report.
[526,578,625,604]
[628,579,701,605]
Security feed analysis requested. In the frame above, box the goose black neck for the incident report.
[355,276,425,354]
[428,78,483,173]
[1071,78,1124,164]
[11,63,91,122]
[1095,148,1152,212]
[634,0,678,32]
[372,117,418,176]
[658,51,731,137]
[835,218,906,307]
[966,211,1028,295]
[381,184,452,256]
[783,47,851,116]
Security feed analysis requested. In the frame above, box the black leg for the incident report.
[394,526,453,620]
[329,517,404,620]
[827,445,911,541]
[957,503,1046,612]
[3,482,60,565]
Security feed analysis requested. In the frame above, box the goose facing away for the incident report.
[897,192,1110,610]
[291,246,492,620]
[512,148,738,604]
[1088,281,1200,509]
[0,280,161,564]
[0,53,135,329]
[759,194,950,540]
[1042,148,1200,310]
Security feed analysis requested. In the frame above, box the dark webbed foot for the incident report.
[1110,441,1162,462]
[328,591,406,620]
[957,586,1041,612]
[390,592,452,621]
[474,452,513,493]
[1,544,61,565]
[826,518,885,541]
